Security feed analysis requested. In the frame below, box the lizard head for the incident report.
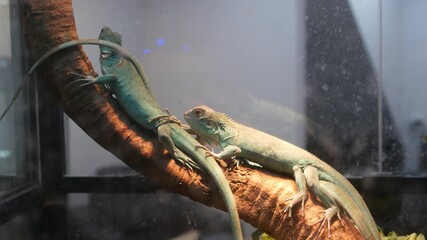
[98,27,123,67]
[184,105,234,145]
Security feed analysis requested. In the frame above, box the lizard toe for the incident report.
[311,206,339,240]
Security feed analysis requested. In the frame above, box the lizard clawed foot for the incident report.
[173,153,202,172]
[70,70,92,78]
[75,79,96,87]
[168,145,203,172]
[70,71,96,87]
[281,206,292,221]
[149,115,182,127]
[227,158,240,169]
[311,206,341,240]
[281,192,307,221]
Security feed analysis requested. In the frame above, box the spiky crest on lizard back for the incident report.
[210,107,294,147]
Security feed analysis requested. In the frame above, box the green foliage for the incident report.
[252,228,426,240]
[251,229,275,240]
[379,228,425,240]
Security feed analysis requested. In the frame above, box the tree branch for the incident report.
[19,0,363,239]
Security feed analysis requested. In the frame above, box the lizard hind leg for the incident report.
[303,165,341,239]
[157,124,201,171]
[281,165,308,220]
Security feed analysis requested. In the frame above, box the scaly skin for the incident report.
[184,105,381,240]
[319,180,375,239]
[0,28,243,240]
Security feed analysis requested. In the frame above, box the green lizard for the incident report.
[184,105,381,240]
[0,28,243,240]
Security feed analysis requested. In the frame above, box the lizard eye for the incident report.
[101,49,116,59]
[101,53,112,59]
[193,109,203,118]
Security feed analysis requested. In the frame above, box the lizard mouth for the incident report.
[183,110,191,120]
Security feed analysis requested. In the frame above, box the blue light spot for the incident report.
[156,38,165,46]
[143,48,151,55]
[182,44,190,52]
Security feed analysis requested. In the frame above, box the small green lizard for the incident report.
[0,28,243,240]
[184,105,381,240]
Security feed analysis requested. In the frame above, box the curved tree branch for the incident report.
[19,1,363,239]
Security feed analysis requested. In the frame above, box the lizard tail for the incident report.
[319,180,381,240]
[169,124,243,240]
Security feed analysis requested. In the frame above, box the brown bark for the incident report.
[19,0,364,239]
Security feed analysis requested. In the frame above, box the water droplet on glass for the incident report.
[322,84,329,91]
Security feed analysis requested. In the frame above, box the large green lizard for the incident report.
[184,105,381,240]
[0,28,243,240]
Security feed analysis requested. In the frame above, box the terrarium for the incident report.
[0,0,426,239]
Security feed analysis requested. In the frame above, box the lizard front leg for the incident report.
[76,73,118,86]
[212,145,241,159]
[195,144,242,167]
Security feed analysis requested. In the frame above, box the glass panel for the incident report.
[68,0,400,177]
[0,0,423,238]
[305,0,384,175]
[64,117,132,176]
[0,0,40,196]
[68,0,307,175]
[382,0,427,175]
[67,193,252,239]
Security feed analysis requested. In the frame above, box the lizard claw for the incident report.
[228,158,240,169]
[173,154,203,172]
[281,206,292,221]
[75,79,96,87]
[69,71,96,87]
[70,70,92,78]
[168,146,203,172]
[173,155,193,171]
[311,206,340,240]
[281,192,307,221]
